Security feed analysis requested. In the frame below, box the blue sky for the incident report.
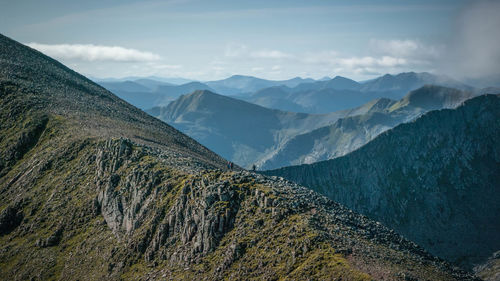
[1,0,498,81]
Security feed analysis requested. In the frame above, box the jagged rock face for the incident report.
[264,94,500,271]
[93,139,244,263]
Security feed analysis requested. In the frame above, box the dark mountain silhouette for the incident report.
[263,94,500,270]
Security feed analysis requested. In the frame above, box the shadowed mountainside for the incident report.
[263,94,500,271]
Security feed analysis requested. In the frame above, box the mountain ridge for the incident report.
[151,86,477,170]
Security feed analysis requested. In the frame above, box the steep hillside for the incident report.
[260,85,476,169]
[264,94,500,270]
[0,34,478,280]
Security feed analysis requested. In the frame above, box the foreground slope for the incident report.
[264,94,500,270]
[0,34,477,280]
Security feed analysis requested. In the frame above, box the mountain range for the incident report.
[98,71,473,114]
[243,72,472,114]
[1,33,479,280]
[258,85,478,169]
[148,86,477,170]
[263,94,500,271]
[205,75,315,95]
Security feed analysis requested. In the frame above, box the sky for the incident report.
[1,0,499,81]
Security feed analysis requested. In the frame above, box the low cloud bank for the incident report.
[27,43,161,62]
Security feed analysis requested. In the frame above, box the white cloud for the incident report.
[338,56,407,68]
[27,43,161,62]
[369,39,440,60]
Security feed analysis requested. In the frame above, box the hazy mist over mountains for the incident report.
[2,0,500,280]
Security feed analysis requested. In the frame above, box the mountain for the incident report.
[258,86,477,169]
[147,90,364,168]
[94,76,195,85]
[154,81,215,103]
[133,78,175,90]
[98,80,214,110]
[99,72,473,115]
[246,72,473,114]
[263,94,500,271]
[151,86,477,171]
[247,87,380,113]
[292,76,361,92]
[360,72,472,96]
[99,80,152,92]
[205,75,314,95]
[1,34,478,280]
